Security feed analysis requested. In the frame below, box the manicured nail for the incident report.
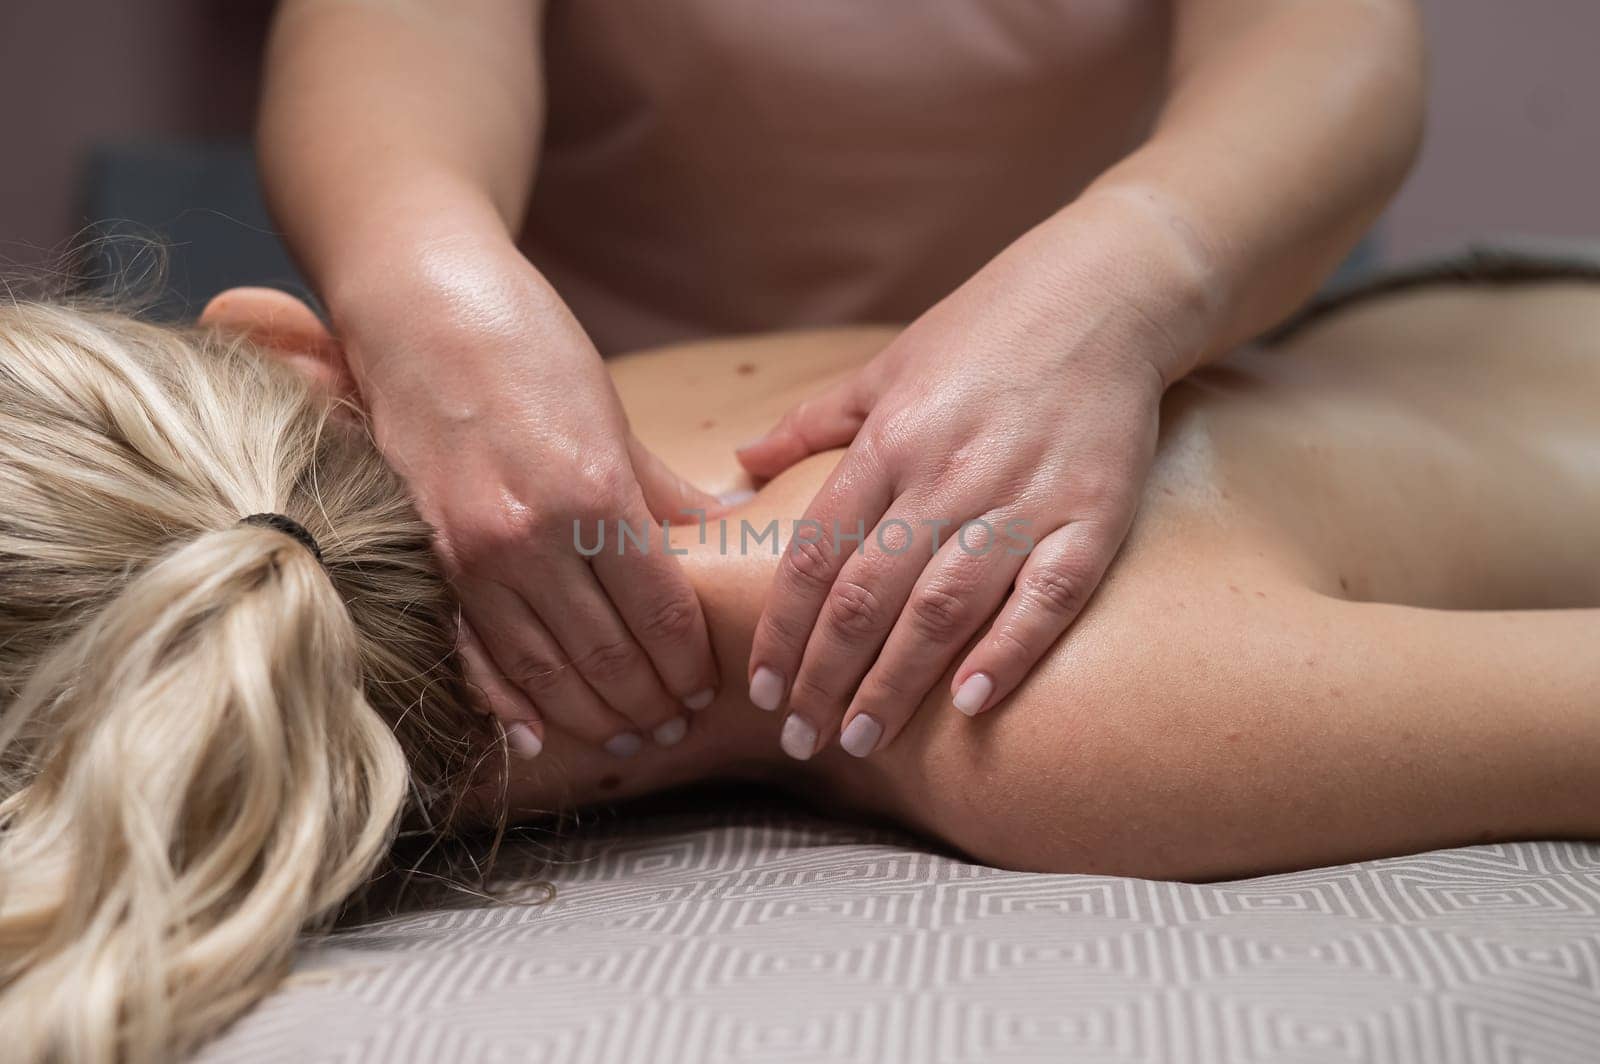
[749,666,785,711]
[717,489,756,507]
[840,714,882,758]
[780,714,818,760]
[604,732,643,758]
[506,721,543,759]
[683,688,716,712]
[653,717,688,748]
[952,673,994,717]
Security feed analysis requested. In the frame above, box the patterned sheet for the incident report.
[202,799,1600,1064]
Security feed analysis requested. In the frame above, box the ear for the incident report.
[200,287,358,400]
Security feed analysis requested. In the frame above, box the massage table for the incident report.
[202,795,1600,1063]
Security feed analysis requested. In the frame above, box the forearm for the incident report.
[257,0,545,308]
[1032,0,1426,383]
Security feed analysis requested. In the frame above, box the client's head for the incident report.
[0,289,493,1062]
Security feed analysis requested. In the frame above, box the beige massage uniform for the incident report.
[517,0,1171,353]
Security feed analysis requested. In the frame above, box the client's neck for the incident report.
[497,498,869,819]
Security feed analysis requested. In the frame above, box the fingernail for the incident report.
[952,673,994,717]
[749,666,785,711]
[506,721,544,759]
[840,714,882,758]
[683,688,716,712]
[780,714,818,760]
[653,716,688,747]
[604,732,643,758]
[716,489,756,507]
[735,436,766,452]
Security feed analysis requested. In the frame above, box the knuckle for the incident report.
[785,400,816,433]
[987,623,1033,663]
[574,638,642,684]
[843,411,895,462]
[638,592,698,644]
[578,453,632,499]
[784,534,836,588]
[867,409,915,453]
[565,463,633,523]
[450,507,543,569]
[1021,564,1090,617]
[824,579,884,637]
[860,434,904,476]
[923,441,967,481]
[760,607,813,650]
[908,583,969,641]
[508,649,568,697]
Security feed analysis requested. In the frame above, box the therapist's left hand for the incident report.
[736,220,1198,760]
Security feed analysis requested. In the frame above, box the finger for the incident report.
[782,494,960,760]
[839,514,1028,756]
[520,555,691,750]
[951,516,1119,717]
[456,619,545,759]
[746,451,894,739]
[628,432,724,524]
[459,576,643,756]
[592,501,721,713]
[735,375,868,480]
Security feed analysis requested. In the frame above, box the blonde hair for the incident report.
[0,299,496,1061]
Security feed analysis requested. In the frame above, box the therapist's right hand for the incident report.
[332,237,722,760]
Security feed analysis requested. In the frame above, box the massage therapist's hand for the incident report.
[737,204,1211,760]
[334,239,722,760]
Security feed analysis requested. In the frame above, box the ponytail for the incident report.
[0,301,489,1062]
[0,525,407,1061]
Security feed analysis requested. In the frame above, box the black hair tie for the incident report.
[238,512,325,565]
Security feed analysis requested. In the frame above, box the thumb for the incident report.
[627,433,724,523]
[734,374,869,480]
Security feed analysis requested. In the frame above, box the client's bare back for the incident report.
[557,281,1600,881]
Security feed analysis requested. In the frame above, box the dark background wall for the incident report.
[1,1,273,262]
[2,0,1597,277]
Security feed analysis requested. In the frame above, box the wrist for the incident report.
[1028,183,1233,387]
